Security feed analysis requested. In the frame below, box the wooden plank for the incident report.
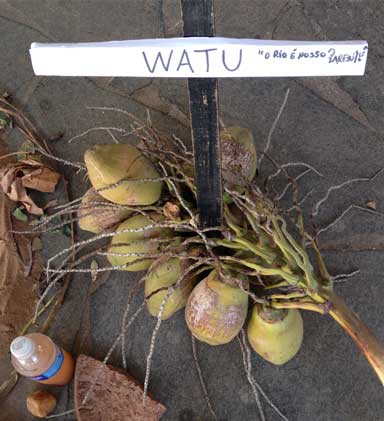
[181,0,223,229]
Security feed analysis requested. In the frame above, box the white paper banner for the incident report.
[30,37,368,78]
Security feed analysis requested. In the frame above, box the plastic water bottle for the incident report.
[10,333,74,385]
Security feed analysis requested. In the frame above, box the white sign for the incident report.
[30,37,368,78]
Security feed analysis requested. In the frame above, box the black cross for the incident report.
[181,0,222,229]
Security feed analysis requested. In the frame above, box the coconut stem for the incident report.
[326,290,384,385]
[271,300,328,314]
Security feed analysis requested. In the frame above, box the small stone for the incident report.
[26,390,57,418]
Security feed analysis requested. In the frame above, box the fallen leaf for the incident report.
[31,237,43,252]
[0,159,60,215]
[300,78,374,131]
[0,116,12,130]
[12,207,28,222]
[21,162,60,192]
[61,223,71,237]
[0,192,41,357]
[17,141,37,161]
[1,175,43,215]
[223,192,233,204]
[366,201,377,210]
[163,202,181,221]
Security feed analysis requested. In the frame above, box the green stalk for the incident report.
[268,291,306,300]
[271,300,327,314]
[19,295,55,336]
[324,290,384,386]
[222,256,302,285]
[234,237,277,264]
[270,217,303,270]
[216,239,250,252]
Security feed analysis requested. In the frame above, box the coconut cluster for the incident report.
[78,132,305,366]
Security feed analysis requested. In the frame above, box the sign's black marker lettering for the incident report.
[193,48,218,72]
[177,49,194,72]
[142,50,173,73]
[222,49,242,71]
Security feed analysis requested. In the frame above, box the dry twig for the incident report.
[259,88,290,170]
[191,335,218,420]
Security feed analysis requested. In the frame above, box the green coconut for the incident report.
[221,126,257,188]
[180,126,256,190]
[78,188,132,233]
[247,304,304,365]
[185,270,249,345]
[84,144,162,205]
[107,213,172,272]
[145,256,195,320]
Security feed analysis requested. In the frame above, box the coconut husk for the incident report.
[74,354,166,421]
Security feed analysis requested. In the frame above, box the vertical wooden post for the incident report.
[181,0,223,229]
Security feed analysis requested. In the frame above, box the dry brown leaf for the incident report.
[32,237,43,252]
[21,165,60,193]
[163,201,181,221]
[300,78,374,131]
[18,159,59,192]
[3,176,42,215]
[0,159,60,215]
[366,201,377,210]
[0,192,41,357]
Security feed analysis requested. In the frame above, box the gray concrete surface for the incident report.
[1,1,383,420]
